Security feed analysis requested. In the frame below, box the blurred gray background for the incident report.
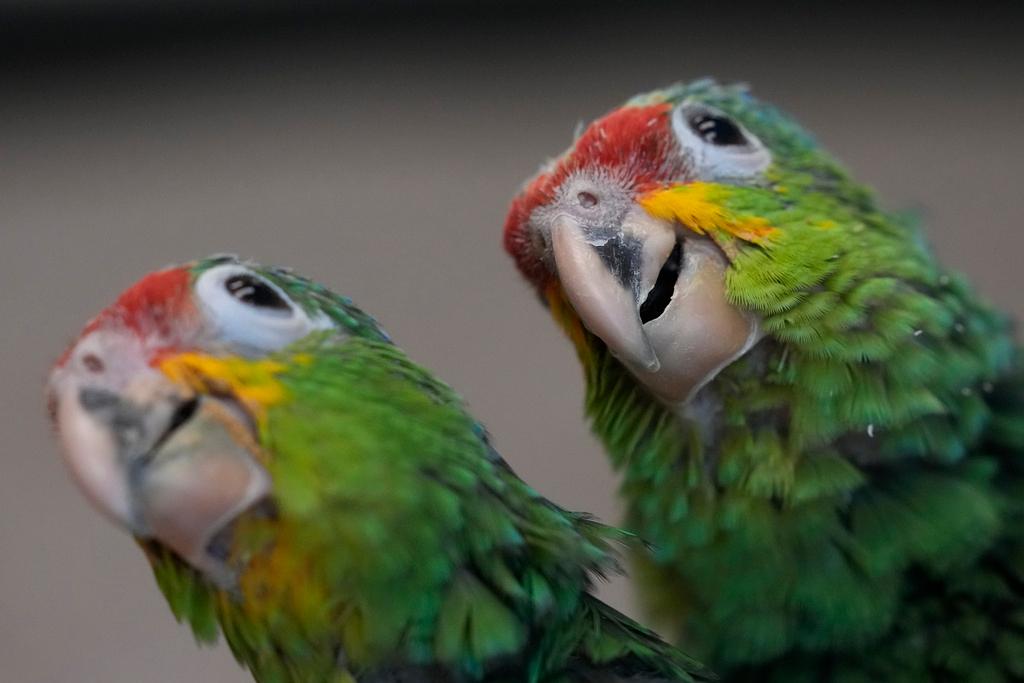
[1,3,1022,681]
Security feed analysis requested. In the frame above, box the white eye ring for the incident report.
[671,100,771,180]
[194,264,333,355]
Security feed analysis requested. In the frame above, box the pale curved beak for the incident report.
[49,346,270,578]
[551,212,664,372]
[550,206,761,403]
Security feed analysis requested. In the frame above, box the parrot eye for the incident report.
[195,264,334,354]
[671,100,771,179]
[687,111,747,147]
[224,274,291,311]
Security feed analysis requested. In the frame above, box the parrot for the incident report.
[46,255,713,683]
[502,79,1024,681]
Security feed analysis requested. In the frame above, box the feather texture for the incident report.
[506,80,1024,679]
[143,263,712,683]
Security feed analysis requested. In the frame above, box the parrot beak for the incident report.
[48,337,270,578]
[550,205,761,402]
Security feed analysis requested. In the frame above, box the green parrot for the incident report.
[502,80,1024,680]
[46,255,712,683]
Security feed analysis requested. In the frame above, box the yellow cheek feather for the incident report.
[158,353,306,424]
[639,182,777,254]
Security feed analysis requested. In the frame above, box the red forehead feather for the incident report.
[503,102,676,284]
[55,267,194,367]
[104,266,193,330]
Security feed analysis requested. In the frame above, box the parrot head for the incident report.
[47,255,388,582]
[504,80,891,404]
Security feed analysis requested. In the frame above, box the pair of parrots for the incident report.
[47,81,1024,682]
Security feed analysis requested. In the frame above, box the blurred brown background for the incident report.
[1,3,1022,681]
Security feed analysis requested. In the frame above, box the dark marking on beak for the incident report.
[78,387,147,452]
[78,387,120,411]
[78,387,200,477]
[590,230,645,294]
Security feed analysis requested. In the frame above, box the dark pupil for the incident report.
[689,113,747,146]
[224,274,291,311]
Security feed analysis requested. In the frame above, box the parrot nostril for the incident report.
[82,353,105,373]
